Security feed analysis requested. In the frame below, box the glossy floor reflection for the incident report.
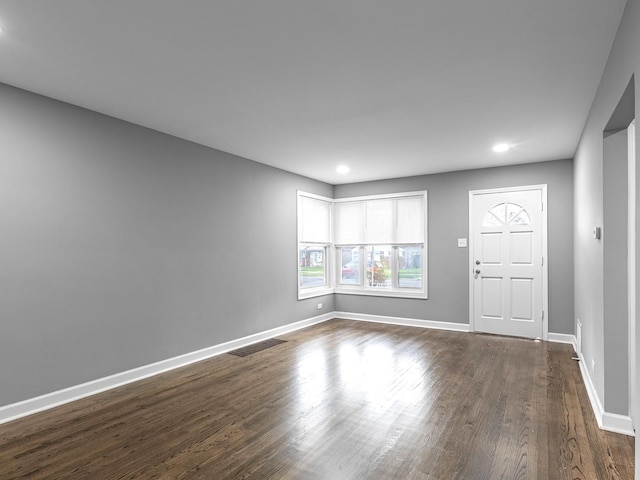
[0,319,634,479]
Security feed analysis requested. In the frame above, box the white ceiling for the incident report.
[0,1,628,184]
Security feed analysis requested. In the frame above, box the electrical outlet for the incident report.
[317,303,323,310]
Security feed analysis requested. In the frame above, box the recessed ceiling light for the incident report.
[492,143,510,153]
[336,165,350,174]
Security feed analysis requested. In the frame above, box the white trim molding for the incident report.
[2,312,634,437]
[0,312,468,424]
[547,333,635,436]
[576,352,635,436]
[0,312,334,425]
[602,412,635,436]
[334,311,470,332]
[547,332,578,351]
[627,119,637,439]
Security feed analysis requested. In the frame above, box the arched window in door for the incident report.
[483,202,531,227]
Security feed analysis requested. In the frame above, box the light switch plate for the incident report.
[457,238,467,248]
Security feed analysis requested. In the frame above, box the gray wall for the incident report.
[334,160,574,334]
[603,130,630,415]
[573,0,638,427]
[0,82,334,407]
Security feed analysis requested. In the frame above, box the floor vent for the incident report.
[227,339,287,357]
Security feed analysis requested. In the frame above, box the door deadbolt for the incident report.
[475,260,480,265]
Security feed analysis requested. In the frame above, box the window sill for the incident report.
[334,287,428,300]
[298,286,334,300]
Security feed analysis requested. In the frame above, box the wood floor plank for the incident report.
[0,319,634,479]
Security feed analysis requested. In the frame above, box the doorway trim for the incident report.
[628,119,636,434]
[468,184,549,340]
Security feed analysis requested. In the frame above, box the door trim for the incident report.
[468,184,549,339]
[628,119,636,432]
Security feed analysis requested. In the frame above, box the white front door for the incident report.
[470,186,546,339]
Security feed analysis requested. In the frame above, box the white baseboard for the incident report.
[2,312,634,438]
[602,412,635,436]
[536,333,635,436]
[547,332,577,351]
[0,312,334,425]
[0,312,468,424]
[334,311,471,332]
[576,352,635,436]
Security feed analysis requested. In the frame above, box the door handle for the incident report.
[475,269,481,274]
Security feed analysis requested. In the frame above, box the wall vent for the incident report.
[227,339,287,357]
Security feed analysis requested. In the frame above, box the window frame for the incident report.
[333,191,428,299]
[298,243,330,296]
[335,244,427,299]
[297,190,428,300]
[297,192,333,299]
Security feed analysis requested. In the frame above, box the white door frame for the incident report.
[468,184,549,340]
[628,119,636,433]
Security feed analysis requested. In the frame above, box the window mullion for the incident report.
[359,246,365,286]
[392,246,398,290]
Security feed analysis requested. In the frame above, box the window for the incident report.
[299,245,327,287]
[333,191,427,298]
[339,246,360,285]
[398,245,422,289]
[483,202,530,226]
[298,190,427,299]
[366,246,390,287]
[297,192,332,299]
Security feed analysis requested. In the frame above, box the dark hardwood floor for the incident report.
[0,319,634,479]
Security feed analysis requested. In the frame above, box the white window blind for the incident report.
[334,201,364,245]
[298,190,427,300]
[396,196,425,243]
[364,199,394,243]
[334,194,426,244]
[299,194,331,243]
